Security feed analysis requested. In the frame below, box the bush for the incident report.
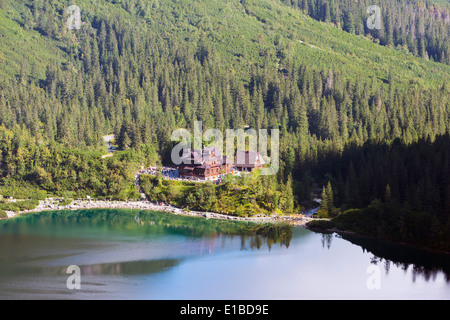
[306,219,335,230]
[0,199,39,212]
[0,183,47,200]
[234,206,246,217]
[16,199,39,211]
[60,199,73,206]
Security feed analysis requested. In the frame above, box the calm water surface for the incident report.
[0,209,449,300]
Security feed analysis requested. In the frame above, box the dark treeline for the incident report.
[308,134,450,252]
[317,134,450,215]
[280,0,450,64]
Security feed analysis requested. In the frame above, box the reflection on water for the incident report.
[329,232,450,282]
[0,209,293,250]
[1,209,450,299]
[77,258,180,276]
[0,209,294,299]
[1,257,180,277]
[321,233,333,249]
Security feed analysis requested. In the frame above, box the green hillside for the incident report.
[0,8,64,80]
[278,0,450,66]
[0,0,449,88]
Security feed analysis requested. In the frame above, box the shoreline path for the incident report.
[5,198,316,227]
[3,168,321,227]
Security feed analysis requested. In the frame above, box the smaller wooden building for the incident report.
[234,150,265,172]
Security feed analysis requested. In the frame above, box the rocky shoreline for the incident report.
[4,198,314,227]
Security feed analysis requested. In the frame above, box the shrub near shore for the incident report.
[0,199,40,216]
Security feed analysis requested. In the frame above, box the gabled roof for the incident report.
[235,150,265,167]
[179,146,228,167]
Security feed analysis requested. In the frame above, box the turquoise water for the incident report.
[0,209,449,300]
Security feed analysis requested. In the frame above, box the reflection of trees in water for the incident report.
[77,259,180,276]
[248,223,293,250]
[321,233,333,249]
[0,259,181,278]
[243,231,292,251]
[12,209,293,251]
[240,224,293,250]
[341,233,450,282]
[369,254,446,283]
[14,209,293,247]
[133,210,293,250]
[135,211,294,250]
[315,231,450,282]
[411,265,443,283]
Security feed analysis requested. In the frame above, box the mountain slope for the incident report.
[0,0,448,216]
[0,0,449,88]
[277,0,450,66]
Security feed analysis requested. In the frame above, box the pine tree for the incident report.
[302,0,308,14]
[285,175,295,214]
[121,131,131,151]
[322,1,331,23]
[320,185,328,209]
[325,181,334,210]
[419,37,427,59]
[344,11,355,34]
[385,184,392,202]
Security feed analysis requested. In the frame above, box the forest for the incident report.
[281,0,450,65]
[0,0,449,248]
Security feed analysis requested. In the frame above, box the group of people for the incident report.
[139,167,159,176]
[139,166,183,181]
[212,175,228,185]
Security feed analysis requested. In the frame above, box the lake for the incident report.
[0,209,449,300]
